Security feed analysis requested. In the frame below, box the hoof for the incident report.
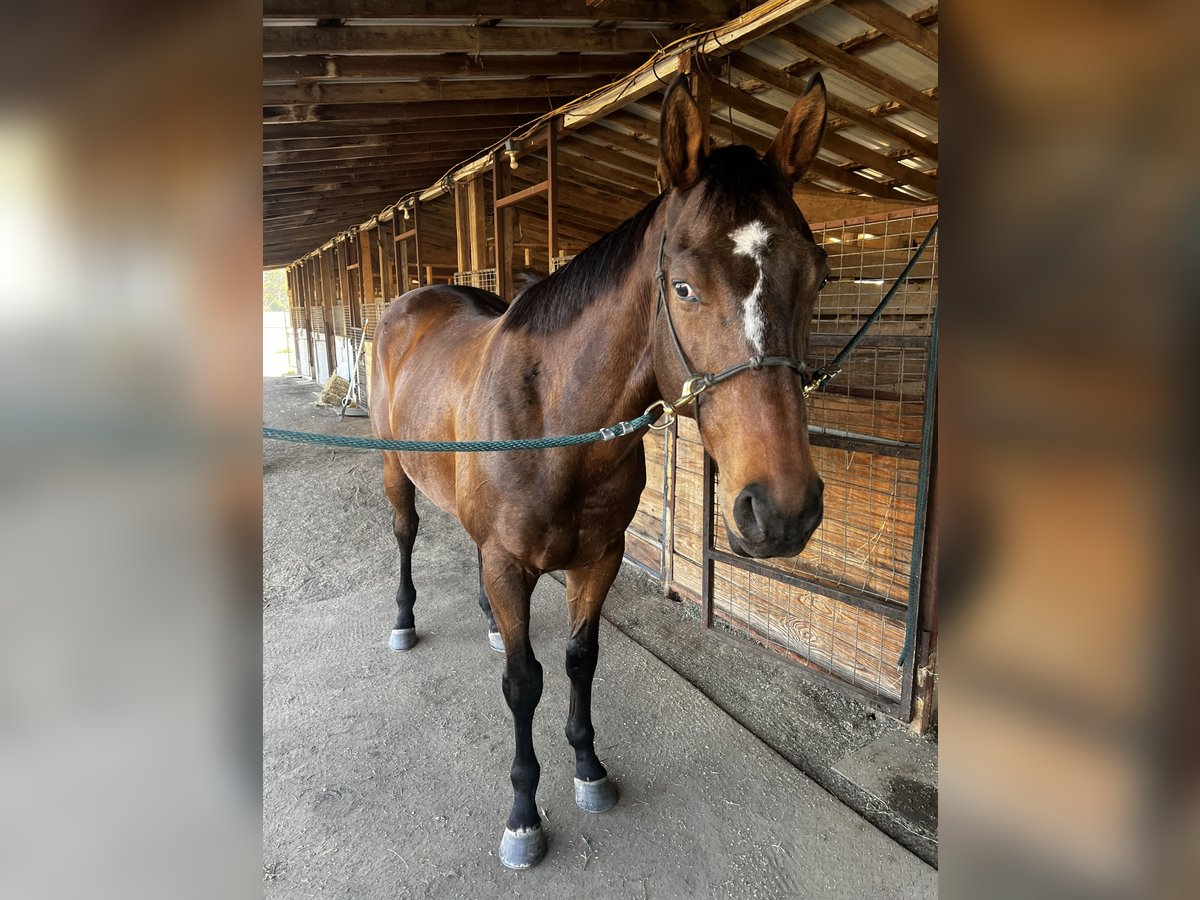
[488,630,506,653]
[498,824,546,870]
[574,776,618,813]
[388,628,417,652]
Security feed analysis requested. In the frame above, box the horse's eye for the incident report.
[673,281,698,302]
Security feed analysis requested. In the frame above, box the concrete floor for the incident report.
[263,377,936,898]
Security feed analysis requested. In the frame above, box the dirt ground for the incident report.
[263,377,936,898]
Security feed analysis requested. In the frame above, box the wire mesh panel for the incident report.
[671,206,938,712]
[452,269,498,292]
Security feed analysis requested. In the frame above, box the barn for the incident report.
[264,1,938,892]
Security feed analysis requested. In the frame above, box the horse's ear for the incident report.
[659,74,707,189]
[766,74,827,182]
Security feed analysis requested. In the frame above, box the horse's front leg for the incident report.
[563,538,623,813]
[482,549,545,869]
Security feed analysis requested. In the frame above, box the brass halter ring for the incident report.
[644,374,719,430]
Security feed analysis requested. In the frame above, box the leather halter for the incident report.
[646,232,811,430]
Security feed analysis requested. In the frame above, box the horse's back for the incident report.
[370,285,506,515]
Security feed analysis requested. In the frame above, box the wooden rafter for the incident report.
[834,0,937,62]
[774,24,937,121]
[262,0,736,22]
[264,53,654,82]
[263,25,672,56]
[727,51,937,161]
[263,76,614,107]
[710,80,936,196]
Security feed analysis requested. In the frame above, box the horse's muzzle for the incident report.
[727,478,824,559]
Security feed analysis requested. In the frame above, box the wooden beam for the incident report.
[775,24,937,121]
[264,154,471,177]
[264,76,613,107]
[263,25,671,56]
[263,97,569,125]
[264,132,511,155]
[264,141,488,166]
[495,179,549,210]
[264,53,653,81]
[727,51,937,160]
[262,115,531,140]
[710,79,937,196]
[835,0,938,62]
[263,0,735,21]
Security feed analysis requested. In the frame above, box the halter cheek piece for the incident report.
[646,232,813,431]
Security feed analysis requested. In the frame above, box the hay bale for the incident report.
[316,374,351,407]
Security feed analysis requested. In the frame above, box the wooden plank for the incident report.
[835,0,938,62]
[264,53,656,81]
[262,0,735,21]
[775,24,937,121]
[264,75,613,106]
[263,25,671,56]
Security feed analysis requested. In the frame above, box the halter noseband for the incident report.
[646,232,812,430]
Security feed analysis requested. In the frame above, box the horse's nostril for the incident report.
[733,483,768,541]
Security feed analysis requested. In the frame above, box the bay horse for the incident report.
[369,74,829,869]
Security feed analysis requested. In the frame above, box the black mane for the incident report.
[499,192,665,334]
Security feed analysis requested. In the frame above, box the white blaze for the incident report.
[729,220,771,352]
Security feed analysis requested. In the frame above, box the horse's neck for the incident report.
[505,236,662,430]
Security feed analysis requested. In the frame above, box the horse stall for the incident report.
[265,3,939,888]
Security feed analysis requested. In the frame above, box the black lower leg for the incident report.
[476,546,499,634]
[565,619,606,783]
[502,645,544,831]
[393,507,418,631]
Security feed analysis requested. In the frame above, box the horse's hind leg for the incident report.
[563,539,623,813]
[476,545,505,653]
[482,548,545,869]
[383,453,419,651]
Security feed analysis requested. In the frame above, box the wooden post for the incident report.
[492,151,512,300]
[454,182,471,274]
[910,416,939,734]
[466,176,488,272]
[379,214,395,300]
[546,118,559,267]
[319,249,338,378]
[337,238,353,339]
[358,226,375,327]
[412,199,424,287]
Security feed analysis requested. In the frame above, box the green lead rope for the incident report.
[262,413,654,453]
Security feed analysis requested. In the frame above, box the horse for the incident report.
[368,73,829,869]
